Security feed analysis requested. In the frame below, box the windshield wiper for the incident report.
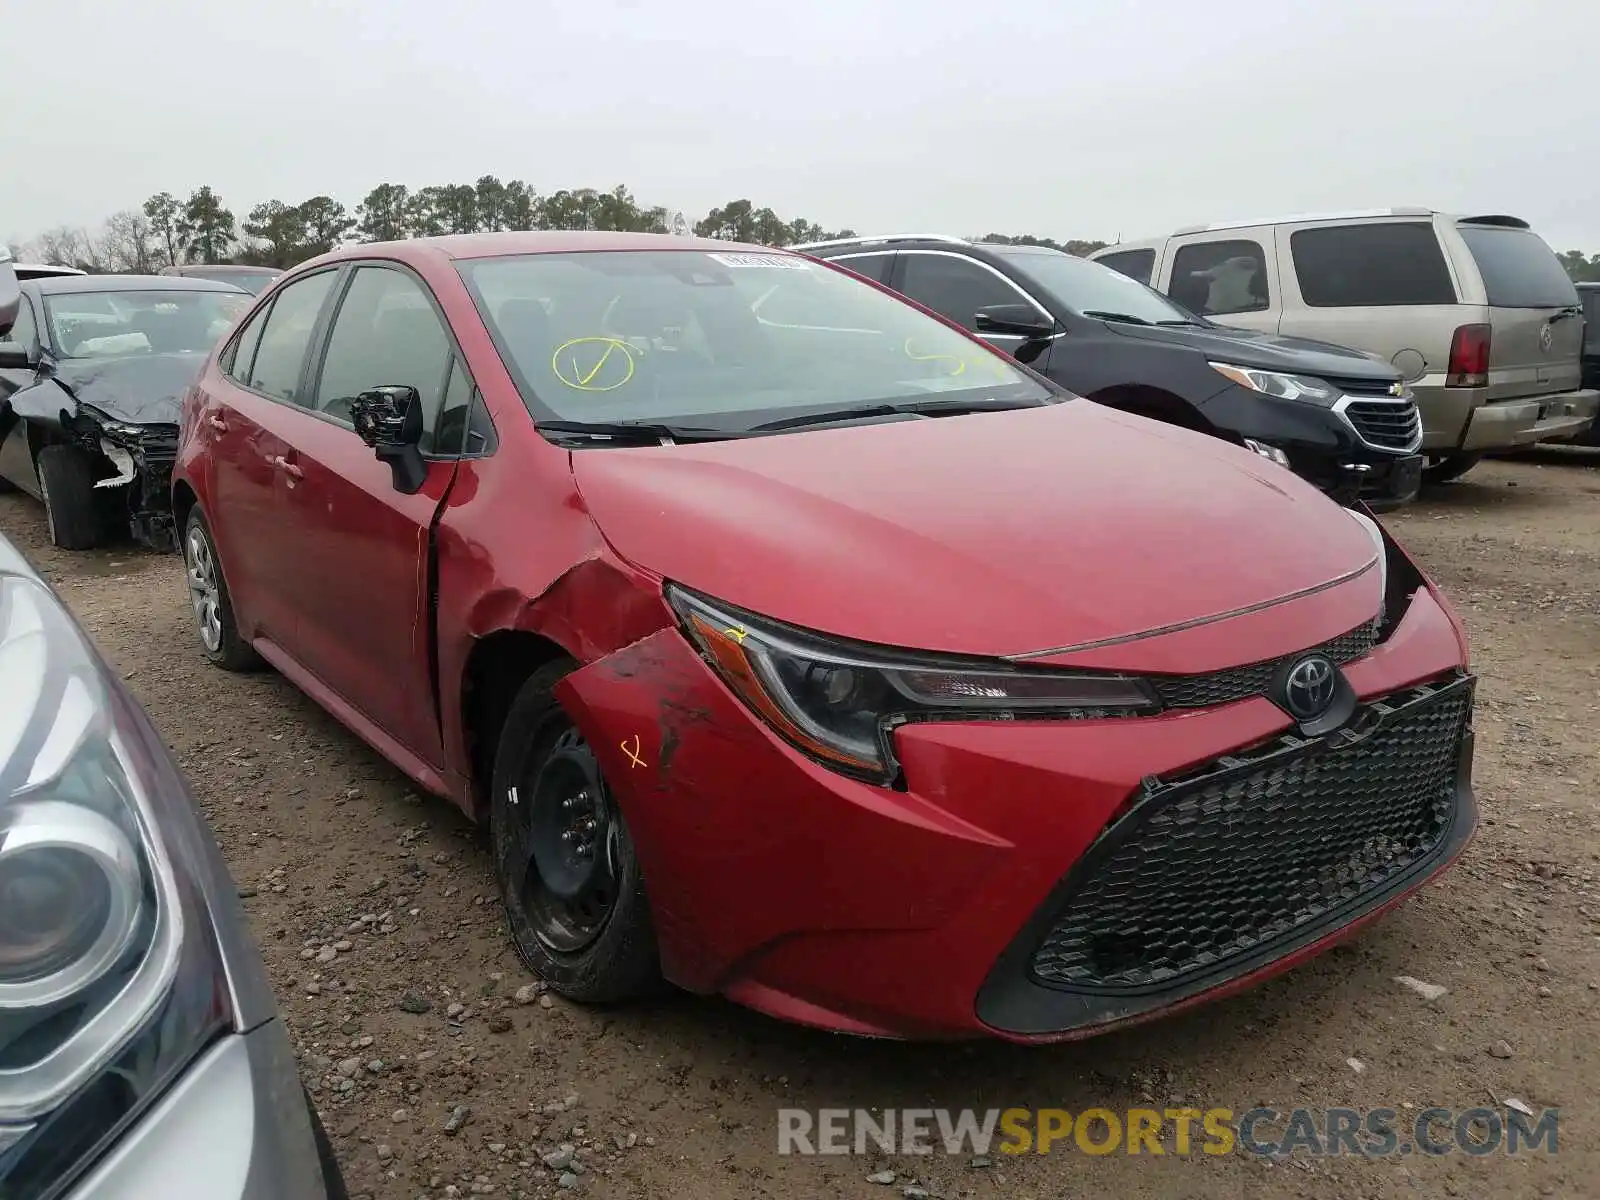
[748,397,1047,433]
[1081,310,1153,326]
[534,419,744,445]
[1155,318,1203,326]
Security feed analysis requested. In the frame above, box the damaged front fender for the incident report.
[551,627,1011,993]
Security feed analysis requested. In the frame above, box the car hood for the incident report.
[1107,322,1400,382]
[571,403,1380,660]
[47,353,205,425]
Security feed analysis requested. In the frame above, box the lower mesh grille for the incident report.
[1029,676,1472,992]
[1148,622,1377,710]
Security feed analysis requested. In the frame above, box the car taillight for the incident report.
[1446,323,1490,388]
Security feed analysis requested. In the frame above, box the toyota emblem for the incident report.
[1282,655,1337,721]
[1540,323,1554,353]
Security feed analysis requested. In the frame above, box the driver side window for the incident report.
[897,252,1041,331]
[312,266,455,450]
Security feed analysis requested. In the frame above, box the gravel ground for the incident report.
[5,448,1599,1200]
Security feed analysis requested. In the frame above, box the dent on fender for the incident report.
[462,553,673,662]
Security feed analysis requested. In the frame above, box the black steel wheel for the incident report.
[489,660,662,1002]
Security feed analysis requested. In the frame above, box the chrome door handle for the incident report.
[269,455,303,480]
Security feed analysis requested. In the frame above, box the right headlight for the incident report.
[0,571,231,1198]
[667,586,1157,783]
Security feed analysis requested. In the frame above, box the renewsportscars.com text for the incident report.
[777,1106,1559,1158]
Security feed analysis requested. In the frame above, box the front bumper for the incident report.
[556,579,1472,1041]
[66,1022,337,1199]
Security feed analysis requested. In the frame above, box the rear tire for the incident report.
[36,444,103,550]
[183,507,261,671]
[1422,451,1484,485]
[489,659,663,1003]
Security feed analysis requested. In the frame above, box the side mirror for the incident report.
[350,385,426,494]
[975,304,1055,341]
[0,341,33,370]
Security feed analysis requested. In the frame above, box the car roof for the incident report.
[309,230,774,267]
[29,273,249,294]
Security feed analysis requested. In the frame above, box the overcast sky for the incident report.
[6,0,1599,251]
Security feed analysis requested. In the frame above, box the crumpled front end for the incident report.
[77,411,180,550]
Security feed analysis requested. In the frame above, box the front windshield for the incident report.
[458,250,1053,427]
[43,289,250,359]
[997,248,1201,326]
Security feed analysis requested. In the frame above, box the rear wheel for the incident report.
[489,660,662,1002]
[1422,451,1484,485]
[183,507,261,671]
[36,444,104,550]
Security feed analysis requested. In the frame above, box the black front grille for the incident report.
[1029,676,1472,992]
[1343,399,1422,451]
[1148,622,1377,710]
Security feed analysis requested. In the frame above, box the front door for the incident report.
[270,263,470,768]
[893,250,1055,361]
[1161,235,1280,334]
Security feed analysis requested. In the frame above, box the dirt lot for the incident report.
[5,450,1599,1200]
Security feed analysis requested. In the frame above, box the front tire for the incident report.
[183,507,261,671]
[1422,451,1484,485]
[36,444,103,550]
[490,660,662,1002]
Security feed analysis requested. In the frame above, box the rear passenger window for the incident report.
[1168,240,1270,316]
[246,271,337,402]
[1455,225,1580,309]
[1097,249,1156,285]
[1290,223,1456,307]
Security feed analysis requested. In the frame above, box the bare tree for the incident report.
[32,226,103,271]
[97,210,159,274]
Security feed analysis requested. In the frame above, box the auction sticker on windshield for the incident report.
[708,253,811,270]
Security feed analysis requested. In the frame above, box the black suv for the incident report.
[1577,282,1600,444]
[799,235,1425,508]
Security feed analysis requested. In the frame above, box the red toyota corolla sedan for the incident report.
[171,232,1476,1041]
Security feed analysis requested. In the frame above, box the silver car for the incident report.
[1092,209,1599,483]
[2,239,342,1200]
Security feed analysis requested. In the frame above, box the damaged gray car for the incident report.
[0,275,250,550]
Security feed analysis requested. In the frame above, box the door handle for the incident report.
[269,454,304,480]
[206,413,229,433]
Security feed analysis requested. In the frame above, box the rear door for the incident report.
[1273,220,1463,391]
[272,261,467,769]
[200,267,342,644]
[1450,220,1585,400]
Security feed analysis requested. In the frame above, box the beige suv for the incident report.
[1093,209,1598,482]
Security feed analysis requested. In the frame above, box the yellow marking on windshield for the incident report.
[552,336,637,392]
